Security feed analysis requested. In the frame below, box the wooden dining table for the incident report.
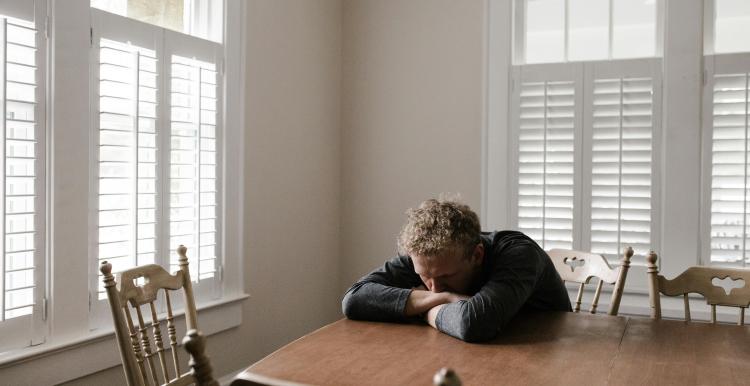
[233,311,750,386]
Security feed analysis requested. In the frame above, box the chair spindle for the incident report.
[125,306,149,384]
[150,301,170,382]
[574,283,585,313]
[711,305,717,324]
[683,294,690,322]
[646,251,661,319]
[165,290,181,377]
[135,304,160,384]
[590,279,603,314]
[740,307,745,326]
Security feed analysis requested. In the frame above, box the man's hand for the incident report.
[404,286,470,317]
[424,293,469,328]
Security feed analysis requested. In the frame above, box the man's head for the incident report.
[397,198,484,295]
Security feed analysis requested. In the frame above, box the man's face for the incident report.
[412,244,484,295]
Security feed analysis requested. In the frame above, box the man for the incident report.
[342,198,572,342]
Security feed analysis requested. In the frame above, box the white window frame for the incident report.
[0,1,246,383]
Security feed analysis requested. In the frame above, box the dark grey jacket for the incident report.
[342,231,572,342]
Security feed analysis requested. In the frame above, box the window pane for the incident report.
[612,0,655,59]
[715,0,750,54]
[568,0,609,61]
[526,0,565,64]
[91,0,223,43]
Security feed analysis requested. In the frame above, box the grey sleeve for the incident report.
[341,256,422,323]
[435,244,544,342]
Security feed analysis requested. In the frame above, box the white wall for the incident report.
[58,0,343,384]
[340,0,487,286]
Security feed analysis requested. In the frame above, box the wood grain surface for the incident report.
[239,312,642,386]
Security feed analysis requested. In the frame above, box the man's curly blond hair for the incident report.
[397,197,481,259]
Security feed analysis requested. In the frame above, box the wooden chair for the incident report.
[646,251,750,325]
[100,245,216,386]
[548,246,633,315]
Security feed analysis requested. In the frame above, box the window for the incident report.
[0,0,243,377]
[518,0,658,64]
[509,0,662,260]
[0,0,46,352]
[89,8,223,327]
[702,0,750,267]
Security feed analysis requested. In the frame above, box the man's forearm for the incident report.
[425,304,443,328]
[404,290,453,316]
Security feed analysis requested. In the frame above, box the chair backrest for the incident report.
[548,246,633,315]
[646,251,750,325]
[100,245,201,386]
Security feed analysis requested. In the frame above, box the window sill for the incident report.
[0,293,249,384]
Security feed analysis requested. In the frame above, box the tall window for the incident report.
[0,0,46,351]
[510,0,661,259]
[703,0,750,267]
[90,8,223,327]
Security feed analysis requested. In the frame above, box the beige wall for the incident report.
[61,0,489,383]
[62,0,343,384]
[340,0,486,287]
[236,0,342,362]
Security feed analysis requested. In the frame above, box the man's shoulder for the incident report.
[482,230,542,252]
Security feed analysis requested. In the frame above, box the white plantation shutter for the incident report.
[91,11,223,325]
[589,76,655,257]
[2,17,39,319]
[512,61,660,257]
[513,65,579,250]
[705,55,750,266]
[168,53,220,281]
[0,0,46,351]
[95,38,159,297]
[90,11,164,325]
